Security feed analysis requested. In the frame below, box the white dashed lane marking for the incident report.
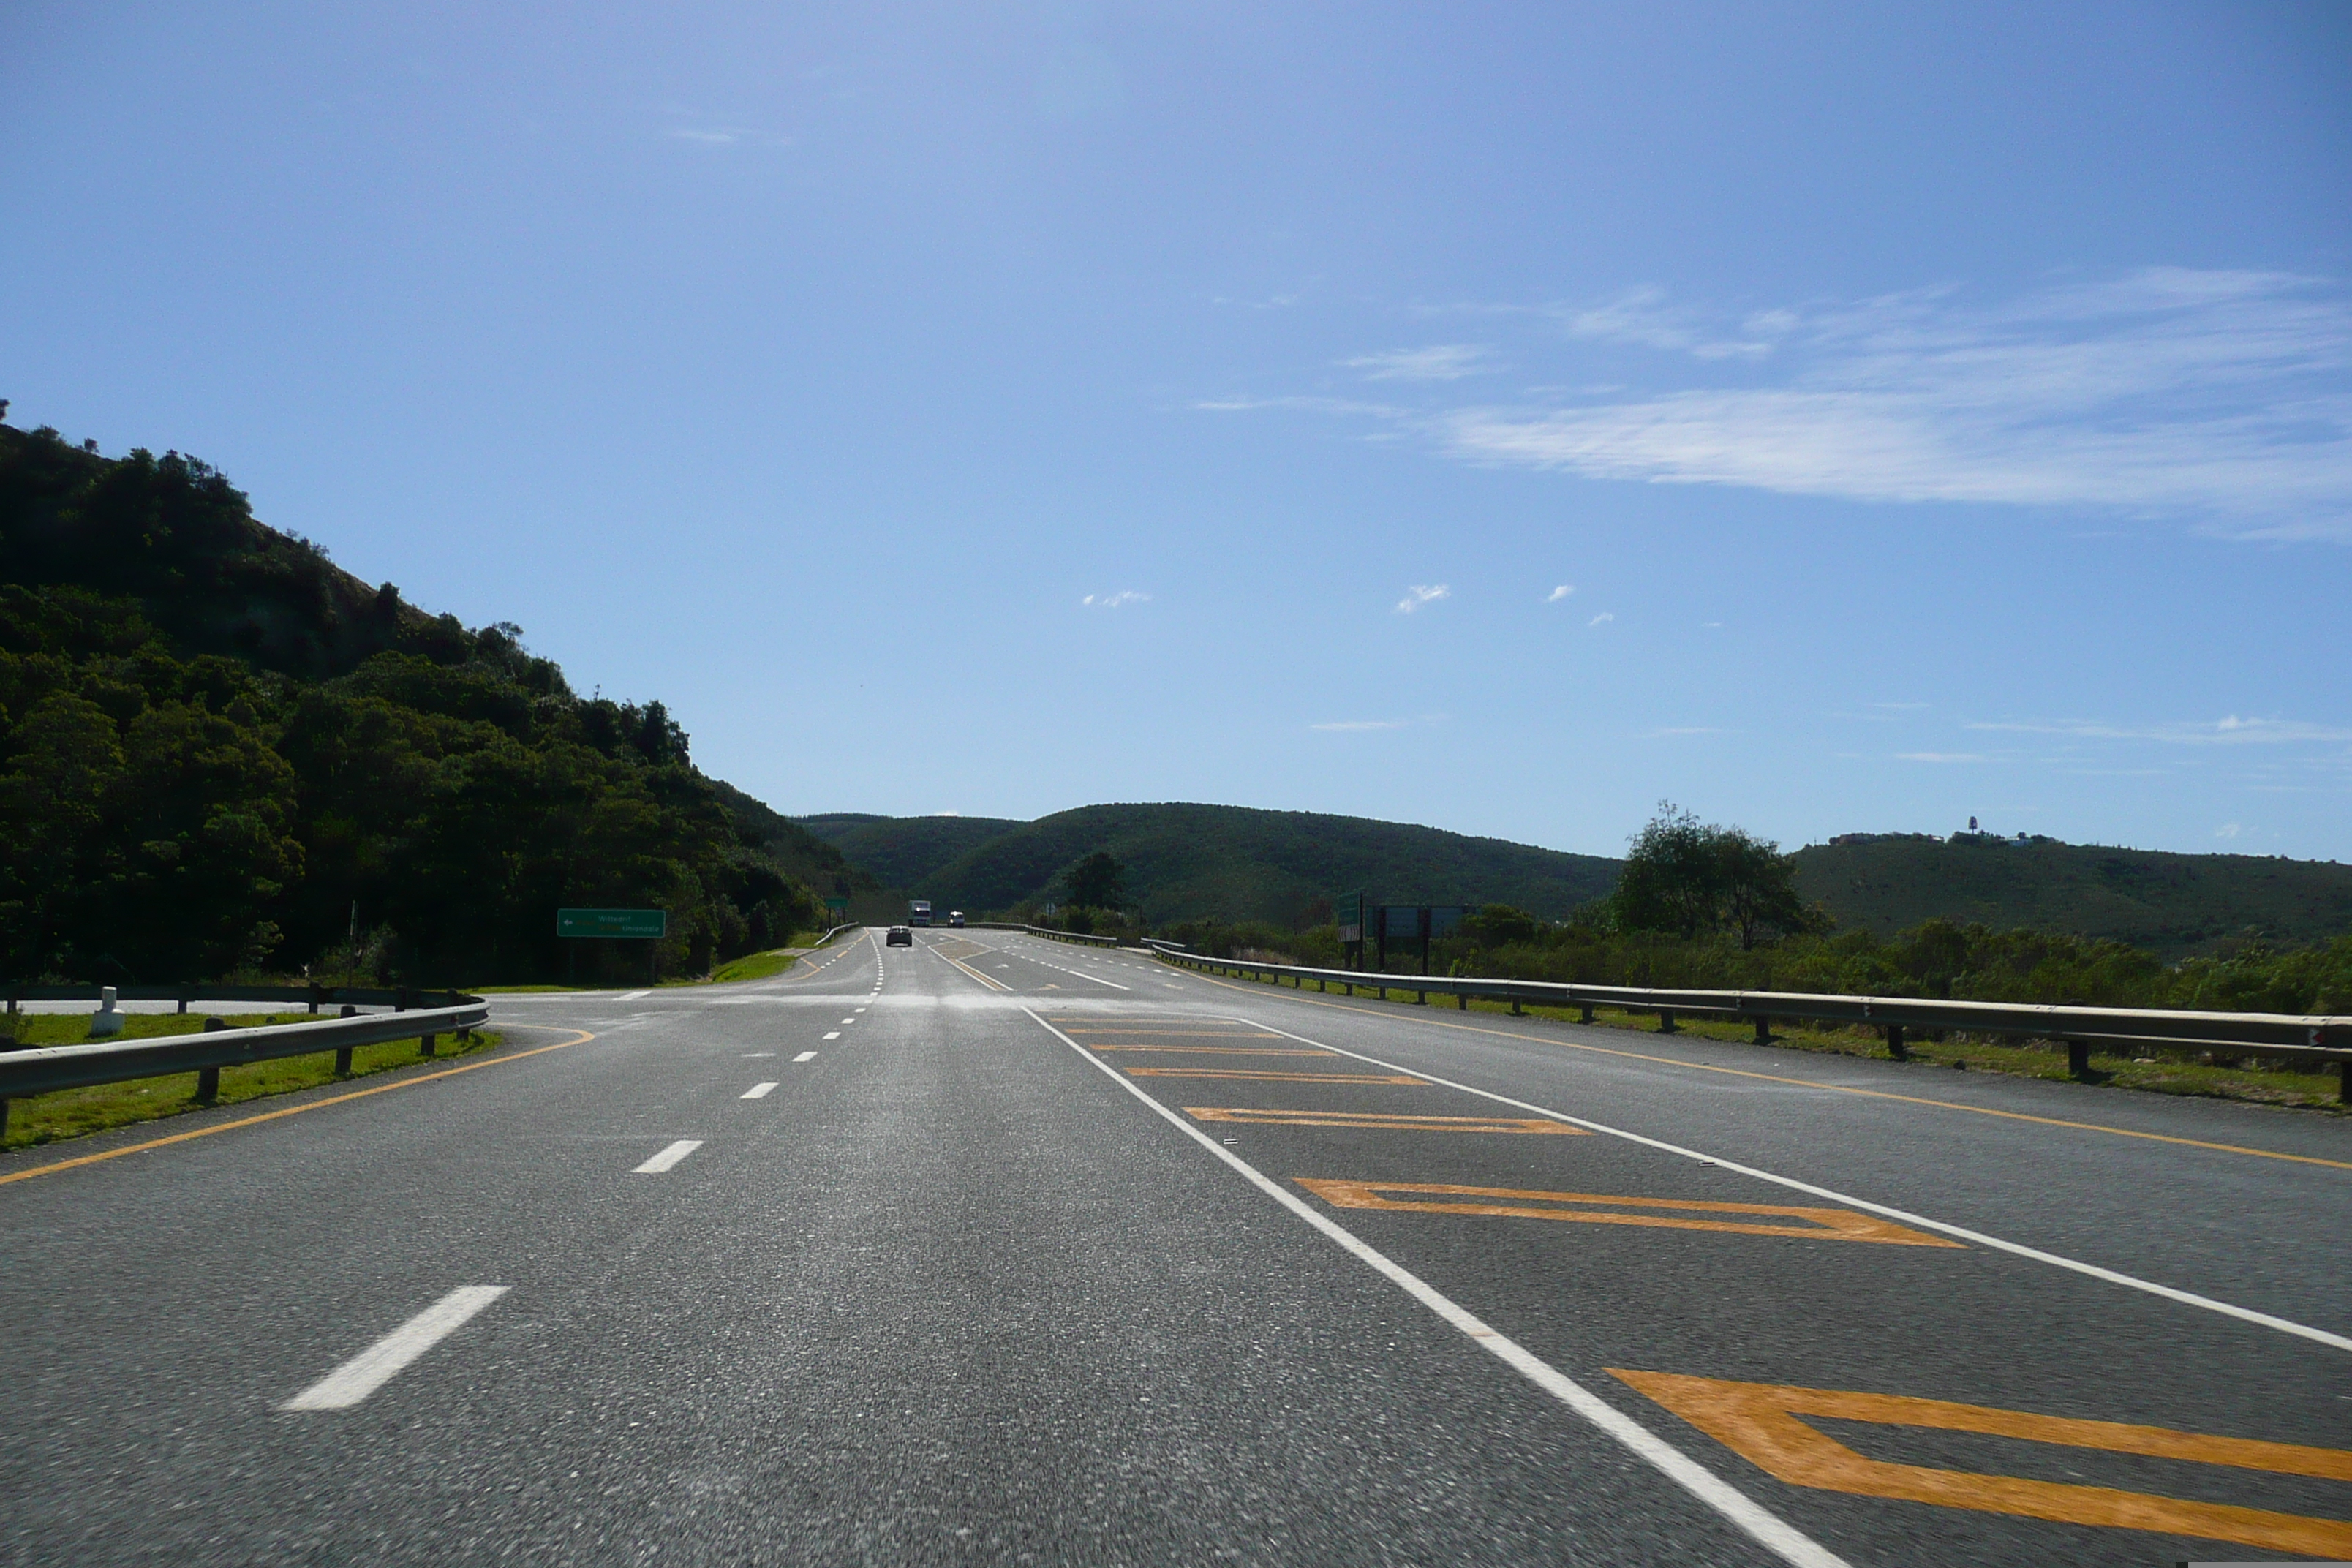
[741,1082,777,1099]
[633,1139,703,1174]
[281,1286,508,1411]
[794,1050,818,1062]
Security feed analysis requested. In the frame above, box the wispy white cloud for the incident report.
[1441,271,2352,538]
[1311,718,1411,731]
[1588,611,1614,627]
[1396,584,1450,614]
[1555,286,1771,361]
[666,126,747,145]
[1194,394,1403,418]
[1546,584,1575,602]
[2215,822,2243,839]
[1082,590,1150,608]
[1967,715,2352,745]
[1346,344,1494,381]
[1230,270,2352,540]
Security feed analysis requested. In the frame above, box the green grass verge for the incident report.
[704,949,807,984]
[1199,968,2350,1115]
[1,1011,502,1151]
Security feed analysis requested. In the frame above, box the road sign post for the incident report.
[557,908,668,986]
[1334,893,1365,970]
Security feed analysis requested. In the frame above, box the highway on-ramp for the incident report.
[2,928,2345,1564]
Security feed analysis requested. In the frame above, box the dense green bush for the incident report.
[1408,907,2352,1015]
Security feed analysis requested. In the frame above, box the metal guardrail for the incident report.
[6,983,475,1013]
[0,987,491,1133]
[961,922,1123,949]
[1156,951,2352,1098]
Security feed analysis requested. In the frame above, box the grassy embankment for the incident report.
[1,1011,501,1150]
[704,941,821,984]
[464,932,837,993]
[1199,968,2348,1115]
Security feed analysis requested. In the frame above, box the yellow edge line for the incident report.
[0,1026,598,1188]
[1176,968,2351,1172]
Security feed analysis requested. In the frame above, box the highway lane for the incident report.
[997,933,2352,1331]
[0,927,2342,1564]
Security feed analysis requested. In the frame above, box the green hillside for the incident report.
[1793,834,2352,959]
[807,804,2352,956]
[0,421,827,984]
[797,813,1025,892]
[832,803,1621,926]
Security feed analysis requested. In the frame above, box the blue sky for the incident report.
[6,2,2349,861]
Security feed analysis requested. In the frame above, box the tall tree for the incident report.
[1714,827,1823,950]
[1064,851,1126,911]
[1609,803,1724,939]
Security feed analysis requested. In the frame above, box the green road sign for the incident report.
[1334,892,1364,944]
[823,895,851,913]
[557,907,667,939]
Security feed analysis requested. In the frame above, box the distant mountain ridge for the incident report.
[1791,834,2352,960]
[798,804,1621,925]
[802,808,2352,956]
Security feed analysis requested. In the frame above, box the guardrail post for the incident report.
[333,1043,353,1074]
[1456,991,1467,1009]
[3,996,15,1047]
[1752,1016,1772,1045]
[2066,1039,2091,1079]
[1580,1005,1595,1024]
[1509,987,1523,1017]
[1416,988,1427,1006]
[419,1031,437,1058]
[196,1018,225,1101]
[176,994,189,1015]
[1885,1025,1907,1061]
[1657,1010,1677,1034]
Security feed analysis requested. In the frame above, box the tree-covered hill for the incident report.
[0,421,827,984]
[1790,833,2352,960]
[795,813,1025,893]
[813,802,2352,957]
[827,803,1623,925]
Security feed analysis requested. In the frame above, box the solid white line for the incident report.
[742,1052,776,1058]
[1020,1008,1848,1568]
[1231,1011,2352,1354]
[282,1286,508,1411]
[741,1082,777,1098]
[823,1031,840,1040]
[633,1139,703,1173]
[793,1050,818,1063]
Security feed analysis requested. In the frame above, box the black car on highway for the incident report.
[886,926,913,946]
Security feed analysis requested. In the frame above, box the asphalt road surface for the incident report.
[4,929,2345,1566]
